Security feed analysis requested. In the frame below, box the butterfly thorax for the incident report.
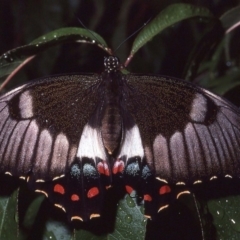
[101,56,123,155]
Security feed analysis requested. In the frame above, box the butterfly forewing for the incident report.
[125,74,240,184]
[0,75,101,176]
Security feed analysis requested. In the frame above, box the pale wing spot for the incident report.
[50,133,69,175]
[54,204,66,212]
[194,124,219,176]
[35,190,48,198]
[207,120,229,172]
[19,120,39,173]
[225,174,232,178]
[184,123,205,178]
[71,216,83,221]
[156,177,168,184]
[19,90,34,118]
[53,174,65,181]
[6,120,30,169]
[170,131,188,180]
[0,120,17,162]
[158,204,169,212]
[176,191,191,199]
[83,164,98,179]
[193,180,202,184]
[125,162,140,176]
[0,107,10,132]
[153,134,170,176]
[0,101,6,112]
[210,176,218,180]
[34,129,53,177]
[19,176,25,180]
[118,125,144,159]
[36,179,45,182]
[71,164,81,177]
[77,124,106,161]
[144,146,154,168]
[176,182,185,185]
[189,93,207,122]
[5,172,12,176]
[67,145,77,168]
[144,215,152,219]
[90,214,100,219]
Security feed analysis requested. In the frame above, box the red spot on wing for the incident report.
[159,185,171,195]
[54,184,65,194]
[87,187,99,198]
[113,159,124,174]
[143,194,152,201]
[125,185,134,194]
[97,161,110,176]
[71,194,80,201]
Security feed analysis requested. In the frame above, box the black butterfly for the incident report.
[0,56,240,221]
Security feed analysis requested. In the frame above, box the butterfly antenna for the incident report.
[76,17,103,47]
[114,18,152,53]
[193,193,205,240]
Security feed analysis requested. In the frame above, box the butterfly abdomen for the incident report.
[101,103,122,155]
[101,73,123,155]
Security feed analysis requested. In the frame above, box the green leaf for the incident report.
[1,186,146,239]
[29,27,108,49]
[41,220,72,240]
[220,5,240,33]
[113,193,146,240]
[198,68,240,96]
[75,193,146,240]
[183,20,224,81]
[0,189,18,239]
[185,5,240,83]
[208,195,240,239]
[0,27,110,84]
[129,3,214,59]
[21,195,45,229]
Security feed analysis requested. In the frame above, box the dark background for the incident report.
[0,0,239,86]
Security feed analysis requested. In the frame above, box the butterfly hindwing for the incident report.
[34,158,106,221]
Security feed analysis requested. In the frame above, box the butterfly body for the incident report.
[1,56,240,221]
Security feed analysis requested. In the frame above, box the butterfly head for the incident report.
[104,56,120,73]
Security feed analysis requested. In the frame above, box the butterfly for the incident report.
[0,55,240,222]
